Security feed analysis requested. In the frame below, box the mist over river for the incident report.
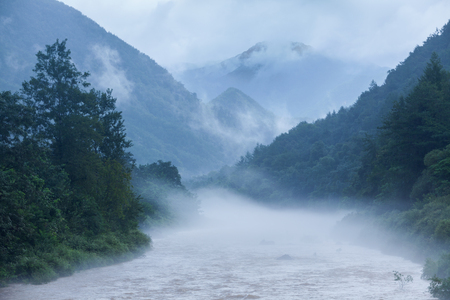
[2,189,432,299]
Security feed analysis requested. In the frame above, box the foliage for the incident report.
[393,271,413,289]
[424,255,450,299]
[360,53,450,204]
[0,0,245,176]
[0,40,151,285]
[192,21,450,208]
[132,161,199,228]
[429,276,450,300]
[190,21,450,298]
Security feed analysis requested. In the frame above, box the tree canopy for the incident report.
[358,53,450,204]
[0,40,149,284]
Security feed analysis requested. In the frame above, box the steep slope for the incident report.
[0,0,273,176]
[201,88,283,158]
[195,20,450,204]
[175,41,388,121]
[208,87,276,132]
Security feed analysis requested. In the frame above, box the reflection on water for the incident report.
[1,190,433,299]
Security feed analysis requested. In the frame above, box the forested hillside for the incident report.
[0,0,278,176]
[132,160,199,228]
[194,21,450,207]
[191,20,450,298]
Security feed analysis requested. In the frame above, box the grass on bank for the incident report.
[0,229,150,286]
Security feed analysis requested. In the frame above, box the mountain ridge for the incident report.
[194,20,450,204]
[0,0,280,176]
[174,41,388,121]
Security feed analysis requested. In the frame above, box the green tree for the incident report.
[0,39,150,285]
[132,161,198,227]
[365,53,450,203]
[21,39,137,233]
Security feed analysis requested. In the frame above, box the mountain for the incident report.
[0,0,278,176]
[174,41,388,121]
[194,20,450,204]
[201,88,283,157]
[208,87,276,134]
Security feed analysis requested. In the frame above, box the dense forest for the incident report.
[190,21,450,298]
[0,40,196,285]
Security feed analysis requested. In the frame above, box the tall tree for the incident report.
[363,53,450,203]
[21,39,136,233]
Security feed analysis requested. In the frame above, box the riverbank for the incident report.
[334,197,450,263]
[0,210,432,300]
[0,229,151,286]
[332,198,450,299]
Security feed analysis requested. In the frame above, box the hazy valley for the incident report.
[175,41,388,121]
[2,0,450,299]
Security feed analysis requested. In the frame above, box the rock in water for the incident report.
[276,254,293,260]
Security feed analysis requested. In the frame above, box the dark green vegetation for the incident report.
[0,0,278,176]
[192,21,450,297]
[0,0,270,286]
[0,40,154,285]
[132,161,199,228]
[2,0,450,297]
[193,21,450,206]
[0,0,218,175]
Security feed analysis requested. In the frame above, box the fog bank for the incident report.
[1,188,432,300]
[194,188,350,245]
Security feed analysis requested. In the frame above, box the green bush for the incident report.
[435,219,450,243]
[429,276,450,300]
[14,256,57,284]
[0,230,151,285]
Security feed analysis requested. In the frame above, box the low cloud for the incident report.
[89,45,134,105]
[198,105,274,151]
[195,187,348,243]
[189,97,296,164]
[5,53,28,71]
[58,0,450,71]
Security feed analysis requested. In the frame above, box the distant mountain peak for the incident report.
[203,87,279,148]
[236,41,311,62]
[176,40,388,119]
[238,42,268,61]
[2,0,282,176]
[209,87,271,116]
[207,41,313,84]
[290,42,312,56]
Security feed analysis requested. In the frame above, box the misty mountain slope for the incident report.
[200,88,284,157]
[175,41,388,121]
[208,88,275,130]
[194,20,450,203]
[0,0,280,176]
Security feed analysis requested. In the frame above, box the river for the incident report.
[1,189,433,299]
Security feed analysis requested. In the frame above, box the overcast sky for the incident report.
[59,0,450,72]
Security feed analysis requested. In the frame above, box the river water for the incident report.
[1,189,433,300]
